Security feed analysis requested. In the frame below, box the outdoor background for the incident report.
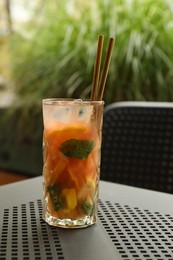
[1,0,173,176]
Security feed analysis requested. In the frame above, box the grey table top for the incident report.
[1,177,173,260]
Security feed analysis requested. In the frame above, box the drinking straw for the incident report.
[91,35,115,101]
[97,37,115,101]
[90,35,104,101]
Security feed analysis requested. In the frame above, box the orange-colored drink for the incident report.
[42,99,104,228]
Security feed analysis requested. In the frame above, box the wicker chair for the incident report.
[100,102,173,194]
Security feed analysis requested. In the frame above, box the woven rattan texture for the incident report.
[100,104,173,193]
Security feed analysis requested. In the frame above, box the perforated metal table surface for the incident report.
[0,177,173,260]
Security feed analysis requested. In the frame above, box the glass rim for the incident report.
[42,98,104,105]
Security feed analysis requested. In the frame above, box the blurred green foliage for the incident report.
[1,0,173,174]
[9,0,173,107]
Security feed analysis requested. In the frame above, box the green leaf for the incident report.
[59,139,95,159]
[47,184,63,211]
[82,202,94,215]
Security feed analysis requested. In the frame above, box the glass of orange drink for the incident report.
[42,98,104,228]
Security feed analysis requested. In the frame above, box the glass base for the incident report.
[43,211,96,228]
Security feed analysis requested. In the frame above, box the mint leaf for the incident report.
[47,184,63,211]
[59,139,95,159]
[82,202,94,215]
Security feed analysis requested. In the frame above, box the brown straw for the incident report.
[97,37,115,101]
[90,35,104,101]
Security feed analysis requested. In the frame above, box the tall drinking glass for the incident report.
[42,98,104,228]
